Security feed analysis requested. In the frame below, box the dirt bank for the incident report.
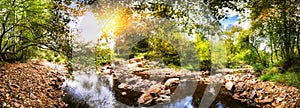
[0,60,68,107]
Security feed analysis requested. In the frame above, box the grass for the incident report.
[281,72,300,88]
[259,66,300,89]
[253,63,265,72]
[0,61,7,66]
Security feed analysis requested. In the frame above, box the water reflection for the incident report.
[63,72,117,108]
[62,72,249,108]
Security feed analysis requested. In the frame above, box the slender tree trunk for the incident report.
[297,24,300,58]
[270,39,274,64]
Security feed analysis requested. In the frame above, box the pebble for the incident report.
[121,92,127,96]
[2,102,6,107]
[225,82,234,91]
[258,98,274,104]
[14,102,20,107]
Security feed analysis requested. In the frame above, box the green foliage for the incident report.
[54,57,61,63]
[259,74,271,82]
[283,64,300,88]
[259,67,279,81]
[281,72,300,88]
[286,64,300,73]
[34,50,66,63]
[95,43,113,66]
[253,63,265,72]
[259,65,300,88]
[66,40,97,72]
[0,0,76,62]
[0,61,7,66]
[194,34,211,71]
[185,64,195,71]
[203,0,247,20]
[130,37,181,67]
[63,58,74,75]
[226,62,241,69]
[167,63,180,69]
[269,60,281,67]
[89,1,221,71]
[128,1,220,35]
[211,39,227,70]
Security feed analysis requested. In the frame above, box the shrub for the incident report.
[95,47,112,66]
[285,64,300,73]
[47,57,53,62]
[253,63,265,72]
[54,52,59,57]
[259,74,271,81]
[0,62,7,66]
[283,72,300,88]
[54,57,61,63]
[260,67,281,81]
[269,74,281,82]
[226,61,242,69]
[198,59,211,71]
[66,60,73,75]
[185,64,194,71]
[167,63,180,69]
[259,65,300,89]
[284,68,300,88]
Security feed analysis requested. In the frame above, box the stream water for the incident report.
[62,72,250,108]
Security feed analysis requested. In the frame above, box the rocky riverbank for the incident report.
[221,73,300,107]
[191,68,300,107]
[0,58,299,107]
[101,58,300,107]
[100,58,182,106]
[0,60,68,107]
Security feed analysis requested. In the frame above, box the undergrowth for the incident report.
[259,65,300,89]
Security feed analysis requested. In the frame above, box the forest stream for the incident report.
[0,59,299,108]
[2,0,300,108]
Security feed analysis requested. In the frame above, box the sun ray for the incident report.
[100,8,135,42]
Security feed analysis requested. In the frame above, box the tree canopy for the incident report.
[0,0,73,61]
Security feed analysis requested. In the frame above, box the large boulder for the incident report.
[62,85,89,108]
[138,84,162,106]
[138,81,177,106]
[118,83,129,90]
[103,69,113,74]
[138,93,154,106]
[164,78,180,87]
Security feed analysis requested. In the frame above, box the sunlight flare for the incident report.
[100,8,134,41]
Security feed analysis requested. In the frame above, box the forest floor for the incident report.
[0,59,299,107]
[0,60,69,107]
